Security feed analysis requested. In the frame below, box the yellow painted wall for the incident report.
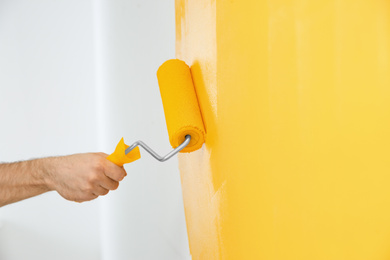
[176,1,390,259]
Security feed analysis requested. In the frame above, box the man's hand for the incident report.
[0,153,127,207]
[44,153,127,202]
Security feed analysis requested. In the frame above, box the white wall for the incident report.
[0,0,100,259]
[0,0,190,259]
[94,0,191,259]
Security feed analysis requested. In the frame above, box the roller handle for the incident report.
[125,135,191,162]
[106,138,141,167]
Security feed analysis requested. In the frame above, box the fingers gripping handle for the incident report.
[106,138,141,167]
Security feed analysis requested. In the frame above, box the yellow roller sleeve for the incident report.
[157,59,205,153]
[106,138,141,167]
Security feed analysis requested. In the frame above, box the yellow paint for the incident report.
[176,0,390,259]
[107,138,140,166]
[157,59,205,152]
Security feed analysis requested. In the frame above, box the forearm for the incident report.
[0,158,52,207]
[0,153,127,207]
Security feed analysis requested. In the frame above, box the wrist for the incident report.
[35,157,56,192]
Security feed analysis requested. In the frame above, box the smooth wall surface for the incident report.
[177,0,390,259]
[0,0,100,259]
[94,0,191,259]
[0,1,188,259]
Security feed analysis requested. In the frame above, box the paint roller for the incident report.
[106,59,205,166]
